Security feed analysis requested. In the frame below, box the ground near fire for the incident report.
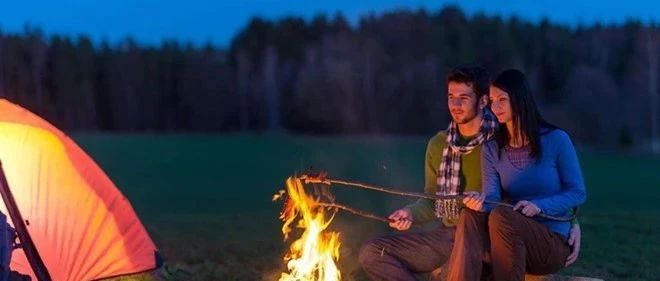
[75,133,659,281]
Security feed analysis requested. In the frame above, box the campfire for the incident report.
[274,176,341,281]
[272,172,579,281]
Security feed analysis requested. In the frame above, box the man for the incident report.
[358,65,581,281]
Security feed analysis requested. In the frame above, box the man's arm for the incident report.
[405,135,441,224]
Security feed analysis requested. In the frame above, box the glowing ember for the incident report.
[275,177,341,281]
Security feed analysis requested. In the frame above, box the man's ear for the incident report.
[479,95,489,110]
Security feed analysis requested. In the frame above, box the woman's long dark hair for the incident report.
[492,69,557,159]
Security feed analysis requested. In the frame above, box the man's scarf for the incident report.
[436,109,498,196]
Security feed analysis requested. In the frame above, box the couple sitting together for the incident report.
[359,65,586,281]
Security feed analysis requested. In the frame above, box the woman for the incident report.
[445,69,586,281]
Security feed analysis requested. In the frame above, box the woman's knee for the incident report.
[488,206,518,232]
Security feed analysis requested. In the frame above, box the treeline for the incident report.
[0,6,658,148]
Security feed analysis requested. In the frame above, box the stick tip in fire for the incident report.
[299,170,331,185]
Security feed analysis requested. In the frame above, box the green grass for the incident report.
[72,133,660,281]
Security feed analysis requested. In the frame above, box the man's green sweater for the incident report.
[405,131,483,226]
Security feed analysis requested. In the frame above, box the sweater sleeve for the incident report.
[531,131,587,216]
[481,141,502,212]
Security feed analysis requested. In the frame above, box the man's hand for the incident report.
[565,223,581,266]
[388,208,413,231]
[463,191,485,211]
[513,200,541,217]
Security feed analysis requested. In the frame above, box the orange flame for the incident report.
[276,177,341,281]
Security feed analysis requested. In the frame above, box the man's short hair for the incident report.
[446,64,489,98]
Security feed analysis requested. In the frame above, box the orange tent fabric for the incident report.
[0,99,158,280]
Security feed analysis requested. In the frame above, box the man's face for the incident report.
[447,82,480,124]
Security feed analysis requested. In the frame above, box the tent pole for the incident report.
[0,162,51,281]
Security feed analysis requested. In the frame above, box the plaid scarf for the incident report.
[436,109,498,196]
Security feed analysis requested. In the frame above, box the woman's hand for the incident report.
[513,200,541,217]
[462,191,485,211]
[565,223,581,266]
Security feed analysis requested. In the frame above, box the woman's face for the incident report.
[489,86,512,124]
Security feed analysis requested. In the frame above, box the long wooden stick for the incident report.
[317,202,391,223]
[307,177,577,222]
[330,179,509,206]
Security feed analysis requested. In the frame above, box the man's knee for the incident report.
[358,238,386,267]
[457,208,485,229]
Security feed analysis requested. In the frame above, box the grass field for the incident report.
[72,133,660,281]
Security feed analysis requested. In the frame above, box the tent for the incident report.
[0,99,160,280]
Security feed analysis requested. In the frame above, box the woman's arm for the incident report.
[481,142,502,212]
[531,131,587,216]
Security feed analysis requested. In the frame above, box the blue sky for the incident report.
[0,0,658,47]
